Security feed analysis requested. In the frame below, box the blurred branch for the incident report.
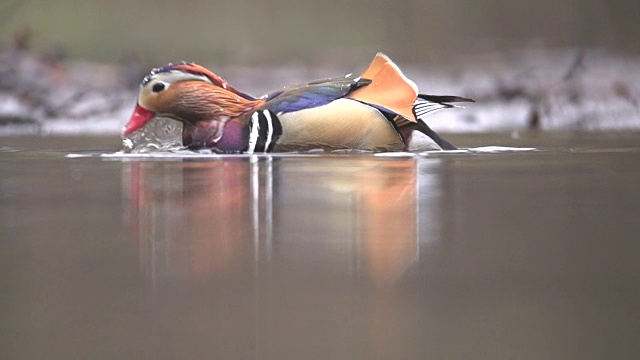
[562,50,585,82]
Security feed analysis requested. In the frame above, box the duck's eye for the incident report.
[152,82,165,93]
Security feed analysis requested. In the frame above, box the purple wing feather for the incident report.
[261,77,371,114]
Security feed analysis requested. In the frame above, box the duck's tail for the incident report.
[348,53,474,150]
[348,53,474,119]
[399,95,473,150]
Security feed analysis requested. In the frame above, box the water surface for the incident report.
[2,133,640,359]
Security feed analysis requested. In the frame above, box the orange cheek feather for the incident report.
[122,104,156,136]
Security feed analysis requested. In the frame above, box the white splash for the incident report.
[468,146,537,153]
[121,117,183,153]
[374,152,416,157]
[99,151,324,160]
[68,145,538,161]
[65,153,97,158]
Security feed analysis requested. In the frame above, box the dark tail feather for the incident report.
[414,121,457,150]
[418,94,475,104]
[412,95,474,120]
[408,95,472,150]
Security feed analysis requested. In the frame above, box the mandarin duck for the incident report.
[122,53,472,152]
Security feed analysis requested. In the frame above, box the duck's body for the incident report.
[123,53,472,153]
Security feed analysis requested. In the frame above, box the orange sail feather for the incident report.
[347,53,419,123]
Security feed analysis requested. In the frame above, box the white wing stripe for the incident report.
[263,110,274,152]
[247,112,260,154]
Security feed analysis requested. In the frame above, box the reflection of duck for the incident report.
[123,53,472,152]
[275,158,422,286]
[124,157,439,286]
[356,160,420,285]
[125,161,254,281]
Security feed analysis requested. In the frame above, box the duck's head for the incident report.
[122,62,260,136]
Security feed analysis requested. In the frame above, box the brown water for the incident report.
[2,133,640,359]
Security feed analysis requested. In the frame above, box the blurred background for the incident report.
[1,0,640,133]
[3,0,640,63]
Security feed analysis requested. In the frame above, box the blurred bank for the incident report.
[1,0,640,134]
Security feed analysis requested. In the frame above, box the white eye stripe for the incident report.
[145,71,213,89]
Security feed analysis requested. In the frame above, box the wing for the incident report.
[261,76,371,114]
